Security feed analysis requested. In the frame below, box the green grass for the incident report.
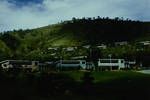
[1,71,150,100]
[62,71,150,82]
[59,71,150,100]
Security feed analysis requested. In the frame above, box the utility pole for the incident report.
[108,54,112,71]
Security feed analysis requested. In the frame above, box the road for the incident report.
[138,70,150,74]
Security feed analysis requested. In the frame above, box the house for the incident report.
[50,53,56,56]
[97,44,107,49]
[0,60,39,71]
[139,41,150,46]
[83,45,91,49]
[71,56,87,60]
[98,59,125,70]
[115,41,128,46]
[65,47,77,52]
[56,60,86,71]
[136,41,150,50]
[47,47,59,51]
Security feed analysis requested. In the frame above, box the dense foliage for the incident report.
[62,17,150,44]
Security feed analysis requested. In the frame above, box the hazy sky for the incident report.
[0,0,150,32]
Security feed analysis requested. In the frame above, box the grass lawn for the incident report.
[62,70,150,82]
[1,71,150,100]
[59,71,150,100]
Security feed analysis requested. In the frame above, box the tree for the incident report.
[0,33,20,51]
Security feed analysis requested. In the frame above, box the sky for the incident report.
[0,0,150,32]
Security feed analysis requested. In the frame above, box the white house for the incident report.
[47,47,59,51]
[139,41,150,46]
[65,47,77,52]
[97,44,107,49]
[56,60,87,70]
[83,45,91,49]
[98,59,125,70]
[71,56,87,60]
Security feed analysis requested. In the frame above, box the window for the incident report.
[34,62,38,66]
[121,60,124,63]
[3,64,7,67]
[82,62,86,64]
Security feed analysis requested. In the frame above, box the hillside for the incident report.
[0,17,150,60]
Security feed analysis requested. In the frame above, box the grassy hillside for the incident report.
[2,17,150,46]
[0,17,150,60]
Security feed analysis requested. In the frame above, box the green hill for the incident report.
[0,17,150,60]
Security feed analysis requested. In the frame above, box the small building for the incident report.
[115,41,128,46]
[136,41,150,50]
[83,45,91,49]
[139,41,150,46]
[56,60,86,71]
[98,59,125,71]
[65,47,77,52]
[0,60,39,71]
[97,44,107,49]
[71,56,87,60]
[47,47,59,51]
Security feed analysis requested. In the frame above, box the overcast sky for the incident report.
[0,0,150,32]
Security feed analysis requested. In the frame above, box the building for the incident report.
[71,56,87,60]
[47,47,58,51]
[65,47,77,52]
[115,41,128,46]
[56,60,86,71]
[83,45,91,49]
[0,60,39,71]
[98,59,125,70]
[139,41,150,46]
[97,44,107,49]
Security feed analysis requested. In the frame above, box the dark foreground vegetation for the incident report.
[0,70,150,100]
